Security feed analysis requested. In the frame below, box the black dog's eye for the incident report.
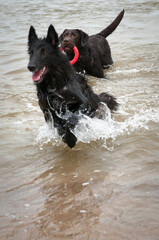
[41,48,48,56]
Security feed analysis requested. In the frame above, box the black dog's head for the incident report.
[28,25,60,84]
[60,29,89,55]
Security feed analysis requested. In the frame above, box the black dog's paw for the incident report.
[63,115,78,148]
[79,100,90,114]
[98,92,118,112]
[63,127,77,148]
[63,129,77,148]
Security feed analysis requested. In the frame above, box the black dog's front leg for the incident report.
[63,114,78,148]
[53,114,77,148]
[47,83,90,148]
[46,94,78,148]
[61,82,90,114]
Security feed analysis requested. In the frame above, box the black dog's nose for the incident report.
[27,65,36,72]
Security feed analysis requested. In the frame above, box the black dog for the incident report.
[27,25,118,148]
[60,9,124,78]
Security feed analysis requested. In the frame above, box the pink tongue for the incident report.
[32,69,43,82]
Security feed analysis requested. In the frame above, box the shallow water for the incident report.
[0,0,159,239]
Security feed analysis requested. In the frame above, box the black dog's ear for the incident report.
[28,26,37,45]
[77,30,89,47]
[47,25,59,47]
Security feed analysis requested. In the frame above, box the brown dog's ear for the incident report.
[77,30,89,47]
[59,29,67,42]
[47,25,59,47]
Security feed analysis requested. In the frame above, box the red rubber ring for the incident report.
[60,46,79,65]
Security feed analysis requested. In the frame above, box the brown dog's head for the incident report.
[59,29,89,54]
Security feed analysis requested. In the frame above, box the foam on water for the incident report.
[35,104,159,149]
[112,68,155,74]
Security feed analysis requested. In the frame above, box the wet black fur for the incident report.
[27,25,118,148]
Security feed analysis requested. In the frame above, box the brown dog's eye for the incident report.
[41,48,48,56]
[63,32,69,37]
[71,33,77,39]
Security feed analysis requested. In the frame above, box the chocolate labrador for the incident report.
[60,9,124,78]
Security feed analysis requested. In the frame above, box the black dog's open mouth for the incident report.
[32,66,48,83]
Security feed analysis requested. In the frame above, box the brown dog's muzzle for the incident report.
[61,37,75,50]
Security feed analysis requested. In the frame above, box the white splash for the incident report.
[35,123,61,148]
[35,105,159,149]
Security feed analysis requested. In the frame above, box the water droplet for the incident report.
[82,182,89,186]
[80,210,87,213]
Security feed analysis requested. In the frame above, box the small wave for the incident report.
[117,68,147,74]
[35,123,62,148]
[35,105,159,149]
[26,102,40,112]
[110,68,158,75]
